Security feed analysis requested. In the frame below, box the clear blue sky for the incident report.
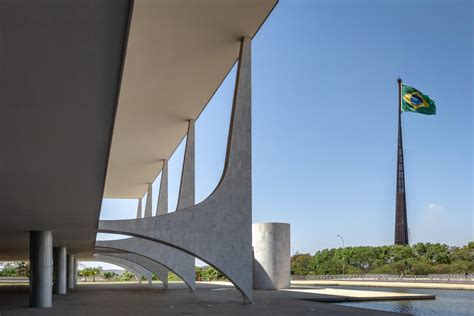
[99,0,473,258]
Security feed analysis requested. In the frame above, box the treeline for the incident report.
[195,266,226,281]
[0,262,227,282]
[291,242,474,275]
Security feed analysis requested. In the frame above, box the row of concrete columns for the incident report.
[135,118,195,219]
[29,231,77,308]
[99,119,197,291]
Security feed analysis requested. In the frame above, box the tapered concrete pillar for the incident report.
[67,254,75,289]
[136,198,142,219]
[53,247,67,294]
[144,183,153,217]
[156,159,168,216]
[29,231,53,307]
[176,119,195,210]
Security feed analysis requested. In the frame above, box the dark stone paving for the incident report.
[0,283,402,315]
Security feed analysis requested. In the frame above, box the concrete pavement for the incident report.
[0,283,403,315]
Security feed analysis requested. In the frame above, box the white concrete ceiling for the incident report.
[104,0,278,198]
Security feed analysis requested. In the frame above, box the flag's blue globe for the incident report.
[410,94,423,105]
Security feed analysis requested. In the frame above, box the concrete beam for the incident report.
[30,231,53,307]
[156,159,168,216]
[99,252,169,287]
[176,119,195,210]
[93,254,152,284]
[53,246,67,294]
[96,238,195,291]
[144,183,153,217]
[99,37,253,302]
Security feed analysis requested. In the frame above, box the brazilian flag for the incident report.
[401,84,436,115]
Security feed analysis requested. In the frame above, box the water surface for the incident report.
[333,286,473,315]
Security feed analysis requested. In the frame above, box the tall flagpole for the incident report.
[395,78,409,245]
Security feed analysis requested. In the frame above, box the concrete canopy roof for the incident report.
[0,0,276,260]
[104,0,277,199]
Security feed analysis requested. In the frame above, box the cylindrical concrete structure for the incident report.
[29,231,53,307]
[53,247,67,294]
[67,254,75,289]
[252,223,290,290]
[73,258,78,286]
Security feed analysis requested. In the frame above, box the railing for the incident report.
[0,277,29,283]
[291,274,474,283]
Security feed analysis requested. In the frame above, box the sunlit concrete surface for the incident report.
[291,280,474,291]
[282,288,435,302]
[253,223,291,290]
[0,283,401,315]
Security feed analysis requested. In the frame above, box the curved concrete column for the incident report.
[99,37,253,301]
[156,159,168,216]
[176,119,195,211]
[144,183,153,217]
[96,238,195,291]
[136,199,142,219]
[252,223,291,290]
[93,254,152,284]
[95,251,168,287]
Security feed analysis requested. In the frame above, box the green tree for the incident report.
[119,271,135,281]
[168,272,181,281]
[291,253,313,275]
[0,263,17,277]
[103,271,117,281]
[292,242,474,276]
[79,268,92,282]
[91,267,102,282]
[195,266,227,281]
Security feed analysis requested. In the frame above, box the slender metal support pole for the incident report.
[395,78,409,245]
[337,234,345,275]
